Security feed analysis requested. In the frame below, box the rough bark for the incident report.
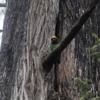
[0,0,100,100]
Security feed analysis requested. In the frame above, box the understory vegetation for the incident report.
[88,33,100,61]
[75,33,100,100]
[75,77,100,100]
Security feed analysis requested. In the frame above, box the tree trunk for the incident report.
[0,0,100,100]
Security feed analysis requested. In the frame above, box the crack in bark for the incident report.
[55,0,64,41]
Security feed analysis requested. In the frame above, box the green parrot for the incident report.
[50,36,61,64]
[50,36,61,92]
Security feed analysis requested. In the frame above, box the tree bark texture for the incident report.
[0,0,100,100]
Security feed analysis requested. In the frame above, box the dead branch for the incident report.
[43,0,99,72]
[0,3,6,7]
[0,30,3,32]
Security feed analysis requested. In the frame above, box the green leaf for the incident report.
[91,96,100,100]
[75,77,100,100]
[92,33,99,39]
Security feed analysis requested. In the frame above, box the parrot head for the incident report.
[51,36,57,41]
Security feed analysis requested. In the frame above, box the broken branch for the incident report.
[0,3,6,7]
[0,30,3,32]
[43,0,99,72]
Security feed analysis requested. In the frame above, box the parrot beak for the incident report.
[53,38,56,41]
[51,38,56,41]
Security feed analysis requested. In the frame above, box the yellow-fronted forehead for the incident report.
[52,36,57,39]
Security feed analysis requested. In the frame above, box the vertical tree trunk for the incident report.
[0,0,60,100]
[0,0,100,100]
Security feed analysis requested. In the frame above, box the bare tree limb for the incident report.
[0,30,3,32]
[0,3,6,7]
[43,0,99,72]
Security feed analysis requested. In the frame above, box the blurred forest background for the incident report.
[0,0,6,48]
